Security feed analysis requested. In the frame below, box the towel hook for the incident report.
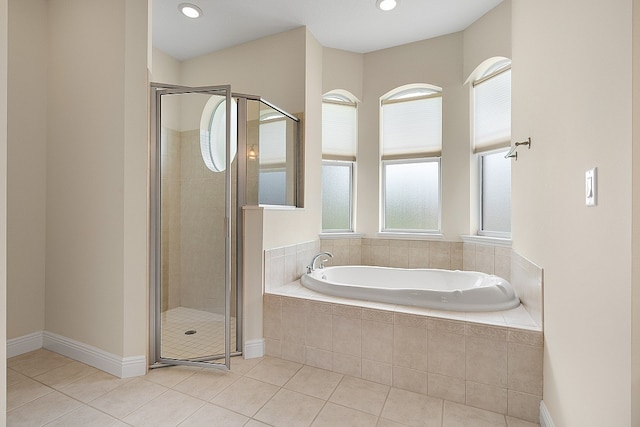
[505,137,532,160]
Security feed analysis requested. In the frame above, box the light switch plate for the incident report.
[586,167,597,207]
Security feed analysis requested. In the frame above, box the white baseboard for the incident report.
[8,331,146,378]
[39,331,146,378]
[244,338,265,359]
[540,400,555,427]
[7,331,44,358]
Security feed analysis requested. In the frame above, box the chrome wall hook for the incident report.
[505,137,532,160]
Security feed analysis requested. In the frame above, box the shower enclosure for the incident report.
[150,84,300,369]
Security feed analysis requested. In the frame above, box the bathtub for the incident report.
[300,265,520,312]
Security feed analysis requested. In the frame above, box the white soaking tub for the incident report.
[300,265,520,312]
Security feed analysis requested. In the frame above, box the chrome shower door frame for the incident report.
[149,83,237,370]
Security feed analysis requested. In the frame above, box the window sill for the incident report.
[320,232,365,239]
[460,235,512,248]
[242,204,298,211]
[377,232,443,241]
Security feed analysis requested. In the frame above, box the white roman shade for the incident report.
[474,68,511,153]
[322,100,357,161]
[259,119,287,167]
[381,94,442,159]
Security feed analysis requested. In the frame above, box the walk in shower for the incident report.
[150,84,300,369]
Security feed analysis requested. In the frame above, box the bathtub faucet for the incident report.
[307,252,333,273]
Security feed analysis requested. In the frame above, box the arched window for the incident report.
[322,90,358,232]
[380,84,442,232]
[472,58,511,236]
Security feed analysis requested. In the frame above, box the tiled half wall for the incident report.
[264,238,543,328]
[263,295,543,423]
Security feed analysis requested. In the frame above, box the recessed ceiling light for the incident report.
[179,3,202,19]
[376,0,398,11]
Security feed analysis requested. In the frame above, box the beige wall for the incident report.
[151,47,181,86]
[180,27,306,118]
[463,0,511,81]
[633,2,640,424]
[1,0,8,417]
[45,0,148,357]
[7,0,47,340]
[151,48,182,132]
[512,1,633,425]
[322,47,364,100]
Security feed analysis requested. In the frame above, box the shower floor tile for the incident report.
[161,306,237,360]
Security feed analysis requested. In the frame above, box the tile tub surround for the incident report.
[264,294,543,423]
[267,238,543,328]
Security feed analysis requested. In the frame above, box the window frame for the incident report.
[472,61,512,238]
[381,156,442,234]
[380,85,443,235]
[321,91,358,233]
[321,159,355,233]
[477,147,511,238]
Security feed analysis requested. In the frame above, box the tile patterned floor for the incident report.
[161,307,237,360]
[7,349,541,427]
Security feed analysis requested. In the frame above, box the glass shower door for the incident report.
[151,85,236,369]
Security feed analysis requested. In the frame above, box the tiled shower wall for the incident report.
[160,127,237,316]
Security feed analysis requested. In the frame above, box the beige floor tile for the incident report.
[58,371,132,403]
[211,376,279,417]
[7,377,54,411]
[380,388,443,427]
[180,403,250,427]
[122,389,206,426]
[254,388,325,427]
[7,390,82,426]
[443,401,506,427]
[34,361,99,389]
[44,405,122,426]
[329,376,390,416]
[90,377,168,419]
[377,418,411,427]
[285,365,343,399]
[245,420,272,427]
[312,402,378,427]
[7,368,28,386]
[506,416,540,427]
[230,355,264,375]
[173,367,240,401]
[245,356,302,386]
[145,365,202,388]
[8,349,74,378]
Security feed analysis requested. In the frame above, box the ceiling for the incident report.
[153,0,504,61]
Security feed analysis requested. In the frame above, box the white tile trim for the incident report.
[243,338,265,359]
[7,331,44,358]
[540,400,555,427]
[460,234,512,247]
[42,331,146,378]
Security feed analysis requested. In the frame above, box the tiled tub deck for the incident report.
[263,283,543,424]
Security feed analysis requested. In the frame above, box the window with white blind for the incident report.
[322,92,357,232]
[381,86,442,233]
[473,61,511,236]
